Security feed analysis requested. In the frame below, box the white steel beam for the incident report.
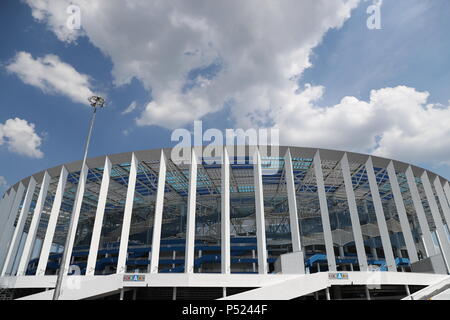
[0,193,8,223]
[185,148,198,274]
[284,149,304,271]
[387,161,419,263]
[405,166,436,257]
[313,150,336,271]
[443,182,450,215]
[150,151,167,274]
[36,167,69,276]
[421,171,450,271]
[0,189,16,237]
[435,178,450,229]
[221,147,231,274]
[254,148,268,274]
[340,153,368,271]
[1,178,36,276]
[5,184,26,232]
[61,164,89,276]
[17,172,51,276]
[0,192,8,253]
[0,188,16,234]
[0,190,15,267]
[86,157,112,276]
[365,157,396,272]
[0,184,25,270]
[117,153,139,274]
[0,189,15,265]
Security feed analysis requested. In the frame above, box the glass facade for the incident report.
[1,147,450,278]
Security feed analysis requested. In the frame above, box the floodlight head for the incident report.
[88,96,106,108]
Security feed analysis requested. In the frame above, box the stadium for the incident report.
[0,145,450,300]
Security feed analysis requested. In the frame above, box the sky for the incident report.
[1,0,450,193]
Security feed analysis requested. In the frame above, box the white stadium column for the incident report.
[365,157,396,272]
[434,177,450,229]
[405,166,436,257]
[0,190,15,265]
[0,192,8,255]
[0,189,16,237]
[221,147,231,274]
[117,153,139,274]
[254,148,268,274]
[0,189,16,265]
[17,172,51,276]
[86,157,112,276]
[185,148,198,274]
[0,193,8,223]
[313,150,337,271]
[421,171,450,271]
[340,153,368,271]
[1,178,37,276]
[36,167,69,276]
[0,183,25,271]
[386,161,419,263]
[285,149,306,274]
[150,151,167,274]
[284,149,302,254]
[61,164,89,276]
[443,182,450,214]
[0,192,8,256]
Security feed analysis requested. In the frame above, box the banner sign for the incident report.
[123,274,146,282]
[328,273,349,280]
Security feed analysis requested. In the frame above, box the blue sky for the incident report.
[1,0,450,192]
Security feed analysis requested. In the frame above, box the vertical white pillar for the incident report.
[0,191,15,227]
[1,178,37,276]
[0,189,16,236]
[150,151,167,274]
[0,189,16,234]
[185,149,198,274]
[86,158,112,276]
[371,246,379,260]
[443,182,450,212]
[35,167,69,276]
[254,148,268,274]
[365,158,396,271]
[386,161,419,263]
[0,193,8,224]
[284,149,303,253]
[117,153,139,274]
[60,164,89,276]
[221,147,231,274]
[0,192,10,265]
[0,190,15,266]
[340,153,368,271]
[338,246,345,258]
[17,172,51,276]
[421,171,450,271]
[0,184,25,270]
[313,150,336,271]
[6,184,26,231]
[405,166,436,257]
[434,177,450,229]
[365,157,396,272]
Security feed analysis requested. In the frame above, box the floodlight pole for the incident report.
[53,96,105,300]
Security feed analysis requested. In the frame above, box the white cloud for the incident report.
[0,118,44,159]
[121,101,138,115]
[6,51,94,105]
[271,84,450,165]
[24,0,359,128]
[23,1,450,167]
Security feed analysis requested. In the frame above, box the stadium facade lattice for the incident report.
[1,146,450,300]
